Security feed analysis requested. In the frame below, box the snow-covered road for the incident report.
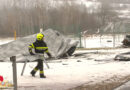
[1,36,130,90]
[1,48,130,90]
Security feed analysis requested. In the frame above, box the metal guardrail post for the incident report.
[10,56,17,90]
[21,61,27,76]
[43,58,50,69]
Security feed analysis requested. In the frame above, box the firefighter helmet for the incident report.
[36,33,44,40]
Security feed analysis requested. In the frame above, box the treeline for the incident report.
[0,0,117,37]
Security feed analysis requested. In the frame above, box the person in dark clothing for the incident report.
[28,33,52,78]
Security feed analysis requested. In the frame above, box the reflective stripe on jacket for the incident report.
[29,40,49,53]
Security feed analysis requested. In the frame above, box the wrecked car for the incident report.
[122,35,130,47]
[0,29,78,62]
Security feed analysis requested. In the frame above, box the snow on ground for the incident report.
[0,35,130,90]
[79,34,124,48]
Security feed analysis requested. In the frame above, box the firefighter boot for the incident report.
[40,71,46,78]
[40,74,46,78]
[30,68,38,77]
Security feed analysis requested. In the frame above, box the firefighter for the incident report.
[28,33,52,78]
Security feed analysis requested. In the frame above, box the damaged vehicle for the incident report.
[0,29,79,62]
[114,52,130,61]
[122,35,130,47]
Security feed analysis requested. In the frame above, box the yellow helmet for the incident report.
[36,33,44,40]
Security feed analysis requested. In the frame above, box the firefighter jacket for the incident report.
[28,40,52,57]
